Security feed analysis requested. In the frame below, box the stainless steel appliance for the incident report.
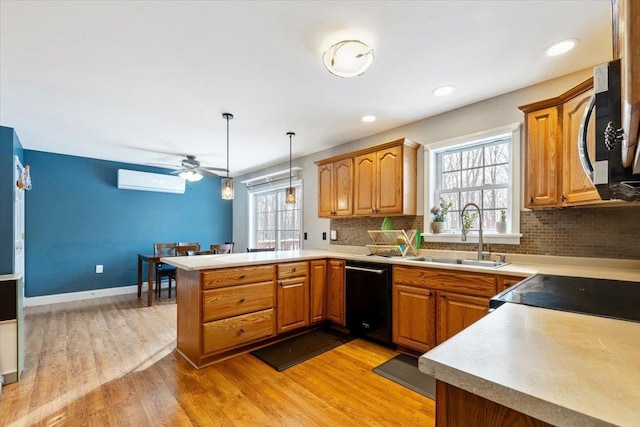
[345,260,393,346]
[490,274,640,323]
[578,1,640,200]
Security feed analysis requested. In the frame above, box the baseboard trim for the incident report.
[24,284,140,307]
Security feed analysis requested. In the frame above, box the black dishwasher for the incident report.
[345,260,394,347]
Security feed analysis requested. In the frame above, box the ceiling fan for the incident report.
[149,155,228,181]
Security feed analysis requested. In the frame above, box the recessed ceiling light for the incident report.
[545,38,579,56]
[362,115,376,123]
[433,85,455,97]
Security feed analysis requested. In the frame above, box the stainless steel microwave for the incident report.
[578,1,639,201]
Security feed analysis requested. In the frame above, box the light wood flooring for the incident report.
[0,292,435,426]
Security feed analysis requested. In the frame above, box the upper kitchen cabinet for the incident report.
[519,78,600,208]
[316,138,419,218]
[318,159,353,218]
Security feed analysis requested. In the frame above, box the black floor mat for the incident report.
[373,353,436,399]
[251,328,354,371]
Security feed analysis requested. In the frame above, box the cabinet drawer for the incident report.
[393,266,496,297]
[202,308,275,354]
[202,281,275,322]
[202,265,276,290]
[277,262,309,279]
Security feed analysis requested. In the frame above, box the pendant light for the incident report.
[286,132,296,204]
[221,113,234,200]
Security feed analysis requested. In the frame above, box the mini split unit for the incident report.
[117,169,185,194]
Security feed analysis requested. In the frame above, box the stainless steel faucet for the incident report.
[461,202,484,261]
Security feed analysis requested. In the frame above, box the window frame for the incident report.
[247,179,303,250]
[424,123,522,244]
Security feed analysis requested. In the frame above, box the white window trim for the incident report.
[423,123,522,244]
[247,178,303,250]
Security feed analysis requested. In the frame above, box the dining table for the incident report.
[137,253,163,306]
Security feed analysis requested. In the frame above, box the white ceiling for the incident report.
[0,0,612,176]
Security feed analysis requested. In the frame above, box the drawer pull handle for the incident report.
[440,294,446,299]
[239,328,245,334]
[292,267,296,272]
[239,298,245,303]
[239,275,246,279]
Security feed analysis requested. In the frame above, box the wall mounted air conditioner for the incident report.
[117,169,185,194]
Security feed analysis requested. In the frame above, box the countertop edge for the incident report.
[418,357,608,427]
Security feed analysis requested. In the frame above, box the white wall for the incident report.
[232,68,593,251]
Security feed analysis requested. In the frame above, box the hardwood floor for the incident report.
[0,293,435,426]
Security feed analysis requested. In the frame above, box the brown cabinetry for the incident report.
[277,262,309,334]
[496,275,528,292]
[309,260,327,324]
[520,79,600,208]
[393,266,495,352]
[327,259,346,326]
[316,138,419,218]
[177,265,277,368]
[318,159,353,217]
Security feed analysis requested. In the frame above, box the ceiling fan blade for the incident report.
[201,166,229,172]
[199,169,220,178]
[146,162,181,169]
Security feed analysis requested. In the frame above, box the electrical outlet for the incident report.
[95,265,103,274]
[304,232,308,240]
[322,232,327,240]
[330,229,338,241]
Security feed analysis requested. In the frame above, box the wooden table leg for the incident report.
[147,260,154,306]
[137,256,143,298]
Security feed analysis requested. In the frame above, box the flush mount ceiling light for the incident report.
[221,112,234,200]
[179,170,203,182]
[323,39,374,78]
[362,115,377,123]
[286,132,296,204]
[433,85,456,97]
[545,38,579,56]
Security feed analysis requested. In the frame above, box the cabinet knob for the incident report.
[292,267,296,272]
[239,298,245,303]
[239,328,245,334]
[561,194,567,202]
[440,294,446,299]
[239,275,246,279]
[529,196,534,204]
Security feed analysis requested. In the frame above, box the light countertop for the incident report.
[162,248,640,283]
[418,303,640,426]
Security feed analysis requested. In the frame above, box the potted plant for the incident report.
[496,209,507,233]
[430,198,452,234]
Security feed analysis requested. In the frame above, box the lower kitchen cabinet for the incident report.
[327,259,346,326]
[277,262,310,334]
[436,292,489,345]
[393,284,436,352]
[392,266,496,352]
[496,275,528,292]
[309,260,327,323]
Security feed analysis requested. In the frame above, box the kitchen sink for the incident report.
[407,256,509,269]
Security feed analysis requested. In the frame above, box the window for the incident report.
[249,183,302,250]
[436,137,510,231]
[425,123,521,244]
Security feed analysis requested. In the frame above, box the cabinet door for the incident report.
[393,284,436,352]
[353,152,377,215]
[318,163,334,218]
[277,276,309,334]
[376,145,404,214]
[525,107,561,208]
[327,259,345,326]
[309,260,327,323]
[562,88,600,205]
[436,292,489,345]
[333,159,353,216]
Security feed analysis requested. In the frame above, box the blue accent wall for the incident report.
[0,126,23,274]
[23,149,232,297]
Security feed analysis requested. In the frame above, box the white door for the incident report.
[13,156,25,278]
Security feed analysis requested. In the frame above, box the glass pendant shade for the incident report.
[286,187,296,204]
[221,177,234,200]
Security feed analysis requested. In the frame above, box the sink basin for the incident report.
[407,256,508,269]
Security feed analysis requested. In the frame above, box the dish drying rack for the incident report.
[366,229,419,257]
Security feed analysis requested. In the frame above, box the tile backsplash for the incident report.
[330,205,640,260]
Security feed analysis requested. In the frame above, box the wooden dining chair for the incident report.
[247,247,276,252]
[210,243,234,254]
[153,243,177,298]
[176,244,200,256]
[178,242,200,251]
